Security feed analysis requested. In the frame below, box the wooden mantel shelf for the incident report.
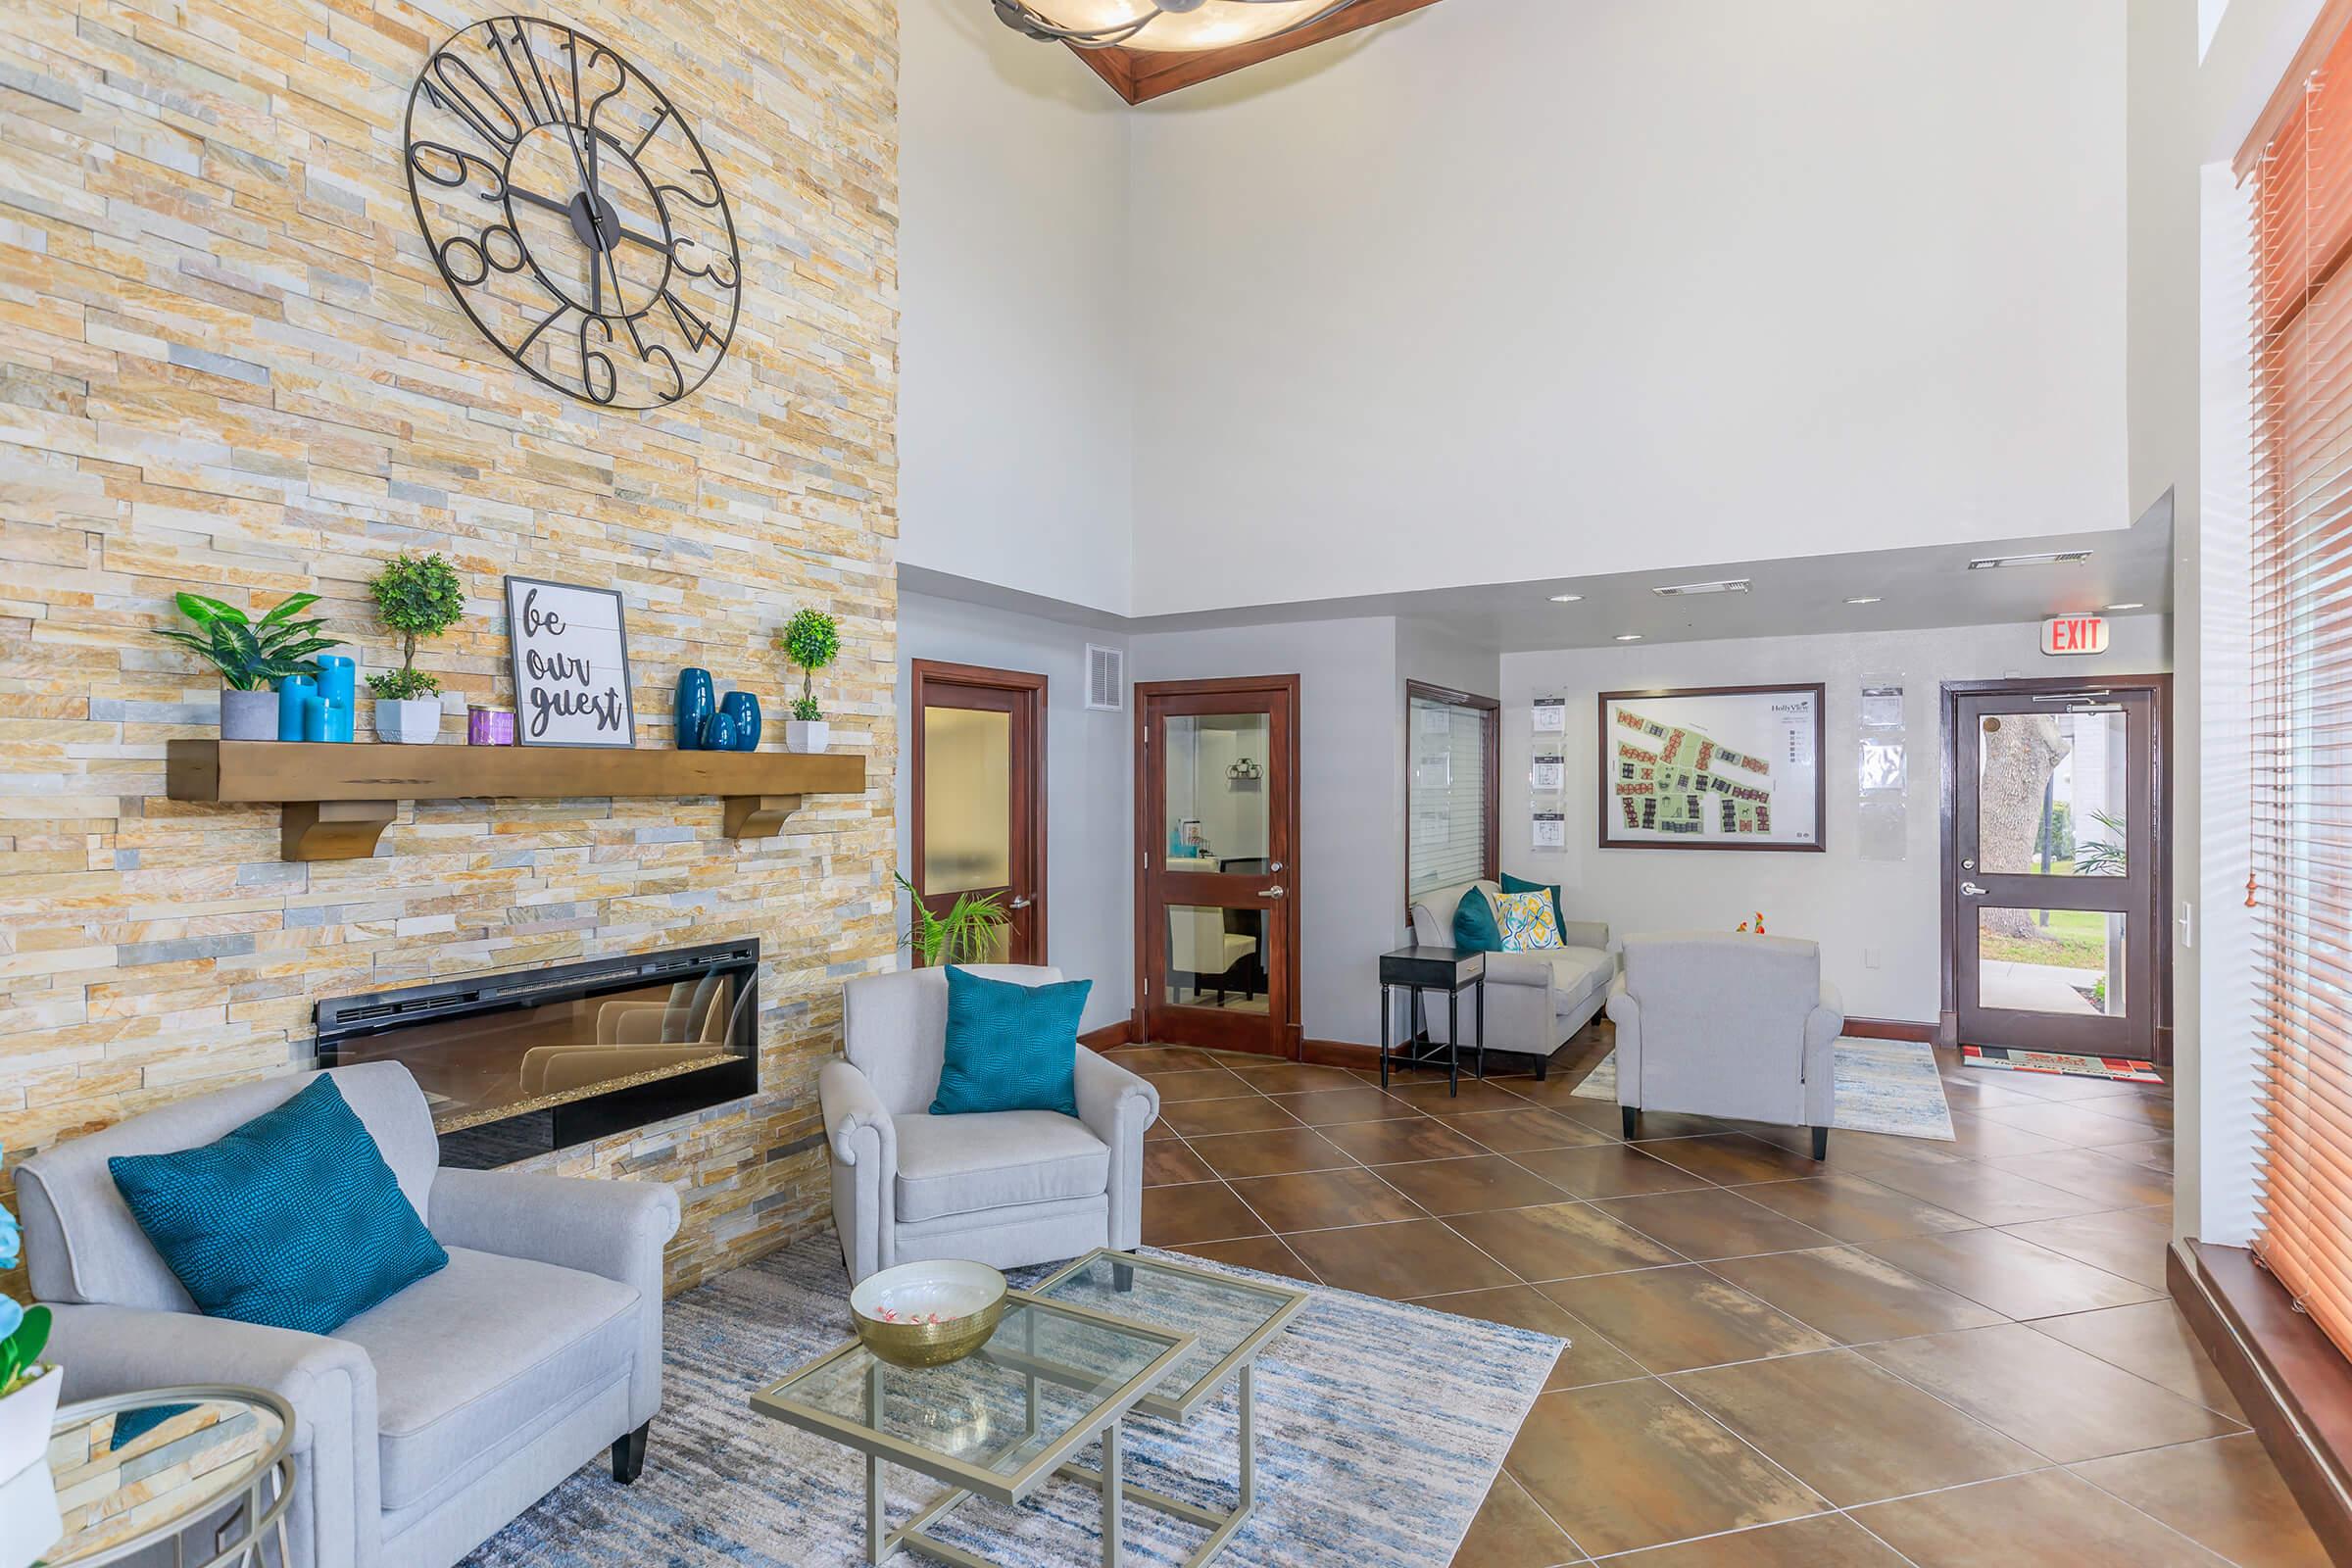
[167,740,866,861]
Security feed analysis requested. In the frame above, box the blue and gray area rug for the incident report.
[463,1236,1558,1568]
[1574,1037,1957,1141]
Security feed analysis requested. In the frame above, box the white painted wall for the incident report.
[1129,617,1403,1045]
[1124,0,2132,615]
[1499,617,2173,1025]
[895,592,1134,1032]
[897,0,1135,615]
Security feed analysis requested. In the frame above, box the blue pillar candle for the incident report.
[315,654,356,712]
[301,694,328,742]
[326,699,354,743]
[276,675,317,741]
[718,691,760,752]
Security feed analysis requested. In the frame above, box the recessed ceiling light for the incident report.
[1844,596,1883,606]
[1649,578,1751,598]
[2105,602,2144,611]
[1966,550,2093,570]
[1614,633,1643,642]
[1548,593,1584,603]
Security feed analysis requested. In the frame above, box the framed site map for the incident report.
[1597,684,1825,852]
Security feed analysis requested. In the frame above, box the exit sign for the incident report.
[2041,614,2109,657]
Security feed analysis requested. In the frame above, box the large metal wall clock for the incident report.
[404,16,741,409]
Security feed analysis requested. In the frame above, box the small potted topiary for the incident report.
[366,553,465,745]
[0,1152,58,1483]
[151,592,333,740]
[775,608,841,754]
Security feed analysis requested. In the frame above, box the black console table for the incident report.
[1377,946,1486,1094]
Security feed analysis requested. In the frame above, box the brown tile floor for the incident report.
[1109,1025,2324,1567]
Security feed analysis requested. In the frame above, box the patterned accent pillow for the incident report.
[108,1075,447,1336]
[931,966,1091,1117]
[1493,888,1565,952]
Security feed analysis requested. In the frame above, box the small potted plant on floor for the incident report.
[776,608,840,755]
[151,592,333,740]
[367,553,465,745]
[0,1160,58,1483]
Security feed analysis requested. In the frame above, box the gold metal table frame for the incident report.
[46,1386,298,1568]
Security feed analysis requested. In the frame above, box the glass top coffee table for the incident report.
[30,1387,296,1568]
[752,1290,1195,1566]
[1030,1251,1309,1568]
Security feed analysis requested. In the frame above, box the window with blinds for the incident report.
[2247,3,2352,1363]
[1406,685,1496,901]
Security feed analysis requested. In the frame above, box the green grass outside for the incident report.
[1979,899,2112,970]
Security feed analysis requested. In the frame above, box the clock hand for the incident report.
[494,183,573,220]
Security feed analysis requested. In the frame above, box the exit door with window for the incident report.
[1943,677,2170,1063]
[910,662,1047,965]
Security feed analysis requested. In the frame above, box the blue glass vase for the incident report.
[719,691,760,752]
[675,667,714,751]
[703,709,737,752]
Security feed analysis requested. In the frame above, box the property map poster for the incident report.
[1597,684,1825,852]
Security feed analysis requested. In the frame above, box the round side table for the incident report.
[24,1387,296,1568]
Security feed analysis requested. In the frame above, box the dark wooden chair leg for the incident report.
[1621,1105,1641,1139]
[1811,1125,1830,1161]
[612,1421,650,1484]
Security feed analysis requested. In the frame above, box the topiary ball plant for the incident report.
[776,608,841,720]
[365,553,465,701]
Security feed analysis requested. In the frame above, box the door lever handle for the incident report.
[1261,886,1287,899]
[1961,881,1986,897]
[1007,896,1033,909]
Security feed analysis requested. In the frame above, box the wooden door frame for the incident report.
[1132,674,1303,1055]
[1937,674,2174,1063]
[1403,680,1500,919]
[909,660,1049,964]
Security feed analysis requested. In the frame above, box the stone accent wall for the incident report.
[0,0,899,1298]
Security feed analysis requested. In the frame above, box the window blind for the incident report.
[2250,5,2352,1362]
[1407,693,1494,899]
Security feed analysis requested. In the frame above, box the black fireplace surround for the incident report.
[316,940,760,1169]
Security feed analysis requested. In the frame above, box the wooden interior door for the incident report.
[910,662,1046,965]
[1944,677,2170,1063]
[1135,676,1300,1056]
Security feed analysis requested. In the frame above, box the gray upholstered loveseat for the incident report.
[15,1061,679,1568]
[1406,880,1615,1077]
[819,964,1159,1286]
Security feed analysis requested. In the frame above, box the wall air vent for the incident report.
[1649,578,1751,597]
[1966,550,2094,570]
[1086,644,1125,711]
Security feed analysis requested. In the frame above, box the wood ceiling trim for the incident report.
[1065,0,1448,105]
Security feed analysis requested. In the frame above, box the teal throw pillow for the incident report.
[109,1075,447,1336]
[1500,872,1564,931]
[932,966,1090,1117]
[1451,888,1504,955]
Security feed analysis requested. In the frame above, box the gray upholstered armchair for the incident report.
[821,964,1158,1286]
[15,1061,679,1568]
[1606,932,1844,1157]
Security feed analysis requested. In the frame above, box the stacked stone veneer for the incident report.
[0,0,900,1298]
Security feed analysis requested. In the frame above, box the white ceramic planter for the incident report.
[374,697,442,745]
[0,1453,62,1568]
[0,1365,61,1484]
[784,719,830,755]
[220,688,277,741]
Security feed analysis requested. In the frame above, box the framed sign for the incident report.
[1598,683,1825,852]
[504,577,636,748]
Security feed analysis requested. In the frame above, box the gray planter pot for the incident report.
[374,697,442,745]
[220,687,277,741]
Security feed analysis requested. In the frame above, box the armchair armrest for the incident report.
[1802,981,1844,1126]
[1074,1051,1159,1252]
[820,1057,897,1285]
[1605,973,1643,1108]
[45,1302,378,1568]
[427,1168,680,1426]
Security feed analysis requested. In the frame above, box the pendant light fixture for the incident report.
[991,0,1365,53]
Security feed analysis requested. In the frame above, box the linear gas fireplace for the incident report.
[316,940,760,1169]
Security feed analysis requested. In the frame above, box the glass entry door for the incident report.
[911,662,1046,965]
[1137,678,1299,1056]
[1950,682,2164,1060]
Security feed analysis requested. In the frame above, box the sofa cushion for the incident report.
[930,966,1089,1117]
[1549,947,1615,1014]
[892,1110,1108,1224]
[337,1246,639,1512]
[107,1075,448,1336]
[1451,887,1505,955]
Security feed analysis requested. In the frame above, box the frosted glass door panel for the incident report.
[922,707,1010,893]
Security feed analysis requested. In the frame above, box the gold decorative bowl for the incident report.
[851,1260,1007,1369]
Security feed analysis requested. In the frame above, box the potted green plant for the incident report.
[775,608,841,755]
[366,554,465,745]
[151,592,334,740]
[893,873,1008,965]
[0,1156,58,1483]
